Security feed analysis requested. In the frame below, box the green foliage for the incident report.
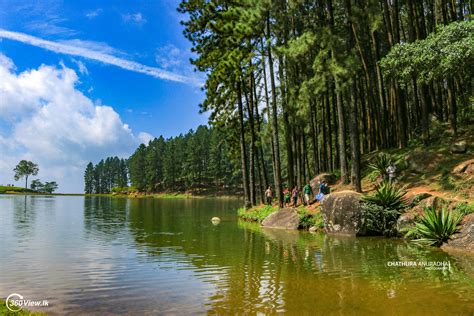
[453,202,474,217]
[238,205,277,223]
[13,160,39,189]
[361,203,401,236]
[368,153,393,182]
[111,187,129,193]
[84,162,95,194]
[0,186,27,193]
[410,207,462,247]
[298,208,324,229]
[30,179,43,191]
[1,300,46,315]
[362,182,407,210]
[42,181,58,194]
[29,179,58,193]
[381,20,474,84]
[439,172,456,191]
[85,157,128,194]
[91,126,241,194]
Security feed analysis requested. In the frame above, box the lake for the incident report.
[0,195,473,315]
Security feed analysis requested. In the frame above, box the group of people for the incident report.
[264,181,330,207]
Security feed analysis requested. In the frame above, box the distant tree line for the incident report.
[30,179,58,194]
[84,157,128,194]
[84,126,242,193]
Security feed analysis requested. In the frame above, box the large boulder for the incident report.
[320,191,366,236]
[310,173,337,192]
[450,140,468,154]
[441,213,474,253]
[261,208,300,230]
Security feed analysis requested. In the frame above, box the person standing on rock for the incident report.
[386,163,397,184]
[316,181,329,202]
[291,186,299,208]
[265,186,273,205]
[303,183,312,205]
[283,187,291,207]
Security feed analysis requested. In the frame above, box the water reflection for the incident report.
[83,196,128,240]
[0,196,472,315]
[12,195,56,238]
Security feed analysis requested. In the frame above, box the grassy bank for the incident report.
[238,204,324,230]
[0,190,240,200]
[0,300,46,316]
[0,186,35,194]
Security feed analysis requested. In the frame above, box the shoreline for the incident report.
[0,191,241,199]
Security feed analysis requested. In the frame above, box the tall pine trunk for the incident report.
[237,81,250,207]
[266,16,283,207]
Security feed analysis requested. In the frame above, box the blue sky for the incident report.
[0,0,207,192]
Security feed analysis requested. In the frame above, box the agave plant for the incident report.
[362,182,407,210]
[368,153,393,181]
[412,207,462,247]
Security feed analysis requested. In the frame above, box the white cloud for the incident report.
[59,39,126,56]
[71,58,89,75]
[122,12,147,26]
[26,19,78,37]
[0,53,149,193]
[138,132,153,145]
[85,9,102,19]
[0,29,203,86]
[155,44,182,70]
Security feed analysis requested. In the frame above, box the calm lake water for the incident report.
[0,195,473,315]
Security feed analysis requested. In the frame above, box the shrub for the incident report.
[361,203,401,236]
[454,202,474,216]
[368,153,393,181]
[439,172,456,191]
[111,187,129,193]
[298,208,324,229]
[411,207,462,247]
[238,205,277,223]
[362,182,407,210]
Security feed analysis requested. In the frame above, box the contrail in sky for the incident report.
[0,29,202,86]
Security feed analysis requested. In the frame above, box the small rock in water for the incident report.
[211,217,221,225]
[308,226,318,233]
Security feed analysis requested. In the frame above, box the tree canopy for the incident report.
[87,1,473,208]
[13,160,39,189]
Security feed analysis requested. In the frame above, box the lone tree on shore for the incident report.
[13,160,39,189]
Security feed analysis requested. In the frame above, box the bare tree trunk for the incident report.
[349,84,362,193]
[237,81,250,207]
[266,16,283,207]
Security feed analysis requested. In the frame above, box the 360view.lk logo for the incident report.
[6,293,49,312]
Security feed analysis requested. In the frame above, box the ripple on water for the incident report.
[1,196,473,315]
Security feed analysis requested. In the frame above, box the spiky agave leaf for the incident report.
[362,182,407,210]
[412,207,463,246]
[368,153,393,180]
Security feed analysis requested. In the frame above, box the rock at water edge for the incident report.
[261,208,300,230]
[320,191,366,236]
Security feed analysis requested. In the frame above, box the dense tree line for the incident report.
[178,0,473,207]
[84,157,128,194]
[84,126,242,193]
[127,126,240,192]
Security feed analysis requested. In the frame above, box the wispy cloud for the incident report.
[155,44,182,69]
[122,12,147,26]
[85,9,103,19]
[0,29,202,86]
[26,18,78,37]
[71,58,89,75]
